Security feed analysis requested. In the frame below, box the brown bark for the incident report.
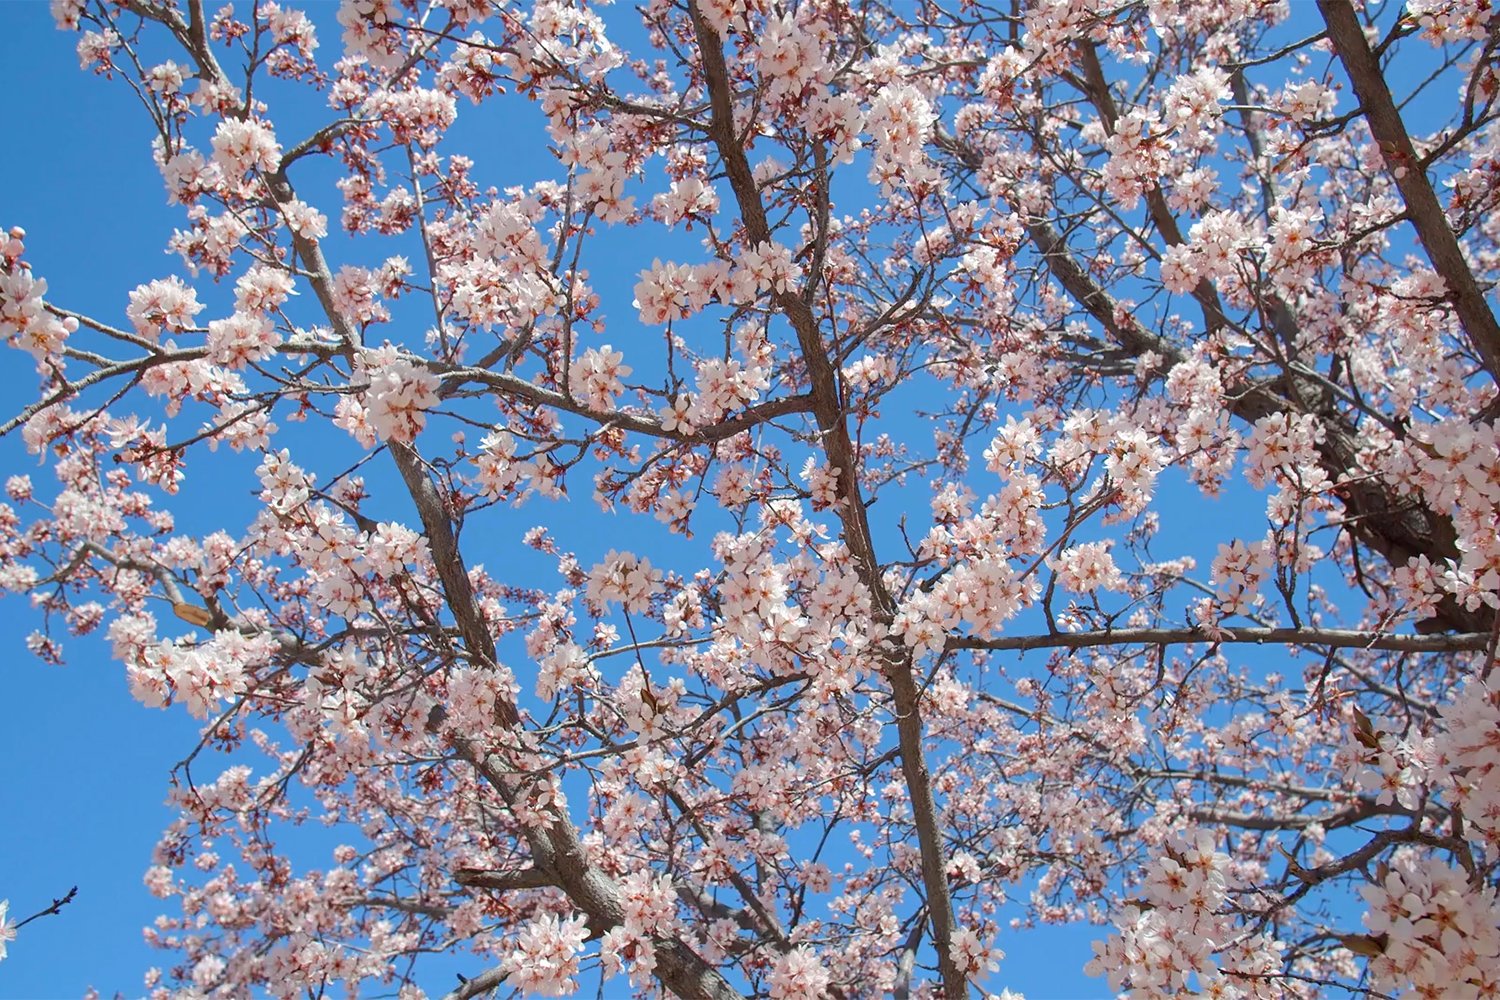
[688,4,968,995]
[1321,0,1500,382]
[935,128,1488,634]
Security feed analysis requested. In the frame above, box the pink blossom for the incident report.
[769,946,831,1000]
[127,276,204,340]
[503,913,590,996]
[569,344,632,410]
[207,312,281,368]
[210,118,282,176]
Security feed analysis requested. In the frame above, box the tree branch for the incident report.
[949,625,1491,654]
[11,886,78,931]
[439,966,508,1000]
[267,150,747,1000]
[687,6,965,994]
[451,867,554,891]
[1321,0,1500,382]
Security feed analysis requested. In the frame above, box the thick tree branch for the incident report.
[439,966,509,1000]
[389,440,520,727]
[1290,825,1475,888]
[1074,42,1227,333]
[687,7,966,995]
[439,362,816,444]
[949,625,1490,654]
[451,867,555,891]
[268,153,745,1000]
[449,729,750,1000]
[936,125,1489,634]
[1321,0,1500,382]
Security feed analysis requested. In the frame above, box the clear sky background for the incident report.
[0,1,1394,998]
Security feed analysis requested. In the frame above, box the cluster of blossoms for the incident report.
[168,203,251,277]
[1087,831,1285,999]
[1435,679,1500,847]
[1160,66,1230,142]
[472,428,564,501]
[767,946,834,1000]
[331,265,391,326]
[1347,711,1434,812]
[1381,419,1500,616]
[1158,210,1251,296]
[155,141,225,206]
[336,0,408,70]
[442,198,560,331]
[126,276,204,340]
[650,175,720,226]
[127,629,280,720]
[1273,80,1338,124]
[1099,111,1174,211]
[691,353,772,426]
[631,245,802,326]
[757,10,830,104]
[1264,208,1328,294]
[361,87,458,147]
[866,82,938,194]
[277,197,328,243]
[949,926,1006,984]
[553,123,638,222]
[335,348,440,445]
[1405,0,1495,43]
[535,641,595,701]
[0,229,76,361]
[1209,539,1272,617]
[210,118,282,176]
[438,32,509,104]
[1050,541,1125,594]
[1359,854,1500,1000]
[568,344,631,410]
[501,913,590,997]
[585,550,663,615]
[206,312,281,368]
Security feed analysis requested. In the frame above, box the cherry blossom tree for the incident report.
[4,0,1500,997]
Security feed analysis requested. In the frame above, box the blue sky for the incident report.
[0,5,227,997]
[0,1,1435,998]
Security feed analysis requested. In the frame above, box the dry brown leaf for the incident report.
[1338,933,1388,957]
[173,602,213,627]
